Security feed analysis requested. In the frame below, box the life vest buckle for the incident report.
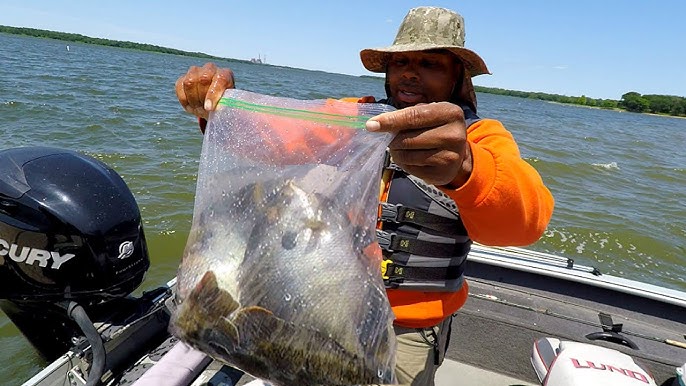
[379,202,401,223]
[375,229,396,252]
[380,259,393,280]
[380,259,405,288]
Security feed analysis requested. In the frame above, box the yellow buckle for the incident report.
[380,259,394,280]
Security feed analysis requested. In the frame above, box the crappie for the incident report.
[171,178,396,386]
[175,172,275,304]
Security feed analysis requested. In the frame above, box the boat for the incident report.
[2,147,685,386]
[17,245,686,386]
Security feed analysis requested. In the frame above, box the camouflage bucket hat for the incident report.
[360,7,490,77]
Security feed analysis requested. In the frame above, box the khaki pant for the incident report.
[393,315,454,386]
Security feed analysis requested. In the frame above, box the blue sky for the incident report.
[2,1,684,100]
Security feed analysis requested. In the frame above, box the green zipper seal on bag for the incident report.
[218,97,369,129]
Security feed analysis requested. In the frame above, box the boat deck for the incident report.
[220,358,538,385]
[436,360,538,386]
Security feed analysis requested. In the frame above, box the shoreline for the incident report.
[545,100,686,119]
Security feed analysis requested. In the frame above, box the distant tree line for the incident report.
[2,25,685,117]
[473,86,619,109]
[618,92,686,116]
[474,87,685,117]
[0,25,245,64]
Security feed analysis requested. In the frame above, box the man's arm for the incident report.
[440,118,554,246]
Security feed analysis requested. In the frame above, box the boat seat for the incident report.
[531,337,657,386]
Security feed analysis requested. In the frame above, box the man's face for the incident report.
[386,50,462,109]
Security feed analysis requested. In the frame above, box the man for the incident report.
[176,6,554,385]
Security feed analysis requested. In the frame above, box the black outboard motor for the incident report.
[0,147,150,383]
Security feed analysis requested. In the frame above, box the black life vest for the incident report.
[376,102,480,292]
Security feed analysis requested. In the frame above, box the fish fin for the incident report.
[174,271,241,342]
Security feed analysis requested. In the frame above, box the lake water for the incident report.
[1,33,685,384]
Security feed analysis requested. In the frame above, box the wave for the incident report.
[591,161,619,170]
[534,227,686,291]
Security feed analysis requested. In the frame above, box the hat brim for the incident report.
[360,44,490,77]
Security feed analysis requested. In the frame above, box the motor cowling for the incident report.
[0,146,150,303]
[532,337,657,386]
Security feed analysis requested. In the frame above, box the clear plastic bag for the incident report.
[170,89,397,385]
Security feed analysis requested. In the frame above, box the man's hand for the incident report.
[175,62,235,120]
[366,102,472,187]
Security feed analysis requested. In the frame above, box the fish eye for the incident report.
[281,231,298,250]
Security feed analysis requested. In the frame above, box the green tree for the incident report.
[673,99,686,116]
[620,92,650,113]
[644,95,674,114]
[600,99,618,109]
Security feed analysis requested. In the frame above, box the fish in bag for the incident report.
[170,89,398,385]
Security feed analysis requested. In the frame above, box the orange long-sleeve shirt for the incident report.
[387,118,554,328]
